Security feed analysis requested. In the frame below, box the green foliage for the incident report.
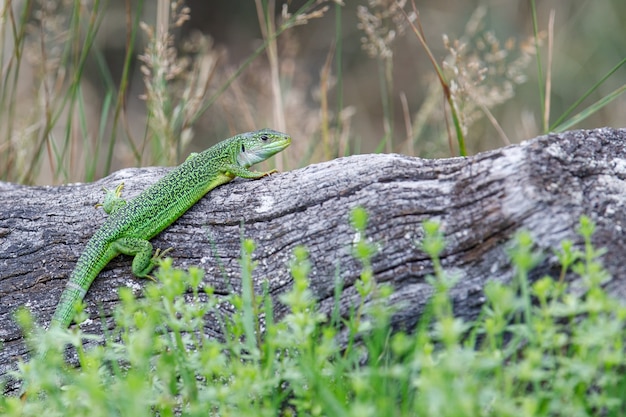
[2,2,625,183]
[6,213,626,416]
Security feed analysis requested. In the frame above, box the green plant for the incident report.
[2,1,625,183]
[7,211,626,416]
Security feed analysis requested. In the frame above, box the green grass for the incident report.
[5,212,626,416]
[2,1,626,415]
[1,1,625,183]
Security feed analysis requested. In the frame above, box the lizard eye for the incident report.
[260,134,269,141]
[241,143,246,152]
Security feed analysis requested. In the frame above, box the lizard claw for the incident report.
[96,183,127,214]
[144,247,174,281]
[153,247,174,260]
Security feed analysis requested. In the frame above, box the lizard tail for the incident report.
[50,238,117,328]
[50,280,89,328]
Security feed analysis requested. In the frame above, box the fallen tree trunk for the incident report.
[1,127,625,394]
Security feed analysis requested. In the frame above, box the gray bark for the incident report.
[1,127,625,395]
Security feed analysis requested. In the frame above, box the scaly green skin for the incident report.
[51,128,291,328]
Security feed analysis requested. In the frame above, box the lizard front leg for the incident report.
[223,164,278,179]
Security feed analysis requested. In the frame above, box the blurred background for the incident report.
[2,0,625,184]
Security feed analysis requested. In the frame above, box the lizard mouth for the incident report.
[238,135,291,167]
[257,135,292,157]
[268,136,291,153]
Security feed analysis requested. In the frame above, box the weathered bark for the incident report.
[1,127,625,394]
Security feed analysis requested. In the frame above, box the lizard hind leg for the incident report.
[112,237,172,280]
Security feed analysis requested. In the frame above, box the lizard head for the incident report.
[236,128,291,168]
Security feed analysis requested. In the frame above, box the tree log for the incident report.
[1,127,625,394]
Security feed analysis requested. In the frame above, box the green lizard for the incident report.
[50,128,291,329]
